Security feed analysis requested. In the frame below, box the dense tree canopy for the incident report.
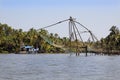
[92,26,120,54]
[103,26,120,50]
[0,23,69,53]
[0,23,120,54]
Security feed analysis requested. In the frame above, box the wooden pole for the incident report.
[85,46,88,56]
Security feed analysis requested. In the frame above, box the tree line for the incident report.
[0,23,70,53]
[91,26,120,54]
[0,23,120,54]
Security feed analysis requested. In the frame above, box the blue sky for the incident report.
[0,0,119,7]
[0,0,120,39]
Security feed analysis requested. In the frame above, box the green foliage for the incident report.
[93,26,120,53]
[0,23,69,53]
[1,23,119,54]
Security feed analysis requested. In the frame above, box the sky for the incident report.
[0,0,120,40]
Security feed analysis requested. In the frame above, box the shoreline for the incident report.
[0,52,120,56]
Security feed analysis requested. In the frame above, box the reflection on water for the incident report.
[0,54,120,80]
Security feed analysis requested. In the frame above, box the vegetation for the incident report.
[92,26,120,54]
[101,26,120,50]
[0,23,120,54]
[0,23,70,53]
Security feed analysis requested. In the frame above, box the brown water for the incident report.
[0,54,120,80]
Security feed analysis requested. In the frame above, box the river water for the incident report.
[0,53,120,80]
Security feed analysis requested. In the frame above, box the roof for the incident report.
[23,46,33,49]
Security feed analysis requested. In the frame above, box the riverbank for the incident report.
[1,51,120,56]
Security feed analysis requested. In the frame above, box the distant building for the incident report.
[20,45,38,54]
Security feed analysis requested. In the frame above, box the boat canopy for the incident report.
[23,46,33,49]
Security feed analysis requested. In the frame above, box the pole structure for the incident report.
[38,16,98,56]
[69,20,72,56]
[69,16,80,56]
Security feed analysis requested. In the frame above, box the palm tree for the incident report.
[109,26,119,35]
